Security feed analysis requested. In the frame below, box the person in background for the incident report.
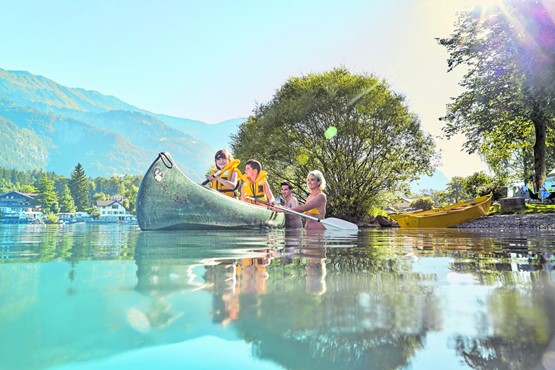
[290,170,327,231]
[540,185,551,202]
[240,159,276,205]
[206,149,241,198]
[280,181,303,229]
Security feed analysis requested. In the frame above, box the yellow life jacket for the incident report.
[243,171,269,204]
[210,166,241,198]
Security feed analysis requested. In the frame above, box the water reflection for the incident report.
[1,226,555,369]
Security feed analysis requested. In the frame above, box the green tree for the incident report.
[463,172,494,198]
[92,192,109,202]
[231,68,436,220]
[69,163,90,211]
[59,184,76,213]
[444,177,468,204]
[37,173,59,213]
[123,183,139,214]
[438,0,555,191]
[19,183,39,193]
[0,178,12,193]
[410,197,434,211]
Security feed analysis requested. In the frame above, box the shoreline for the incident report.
[369,213,555,230]
[456,213,555,230]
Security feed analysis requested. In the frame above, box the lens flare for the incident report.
[324,126,337,139]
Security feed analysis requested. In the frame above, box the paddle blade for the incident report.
[321,218,358,231]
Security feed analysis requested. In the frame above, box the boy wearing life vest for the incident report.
[240,159,276,205]
[206,149,241,198]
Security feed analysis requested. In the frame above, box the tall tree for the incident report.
[231,68,436,219]
[69,163,90,212]
[59,184,77,213]
[438,0,555,189]
[36,173,59,213]
[444,177,469,204]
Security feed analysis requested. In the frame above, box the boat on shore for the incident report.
[389,194,492,228]
[136,152,284,230]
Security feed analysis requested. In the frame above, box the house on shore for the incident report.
[0,191,44,223]
[94,196,133,222]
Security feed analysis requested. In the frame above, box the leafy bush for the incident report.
[410,196,434,211]
[477,182,506,200]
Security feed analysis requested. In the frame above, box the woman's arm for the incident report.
[291,193,325,212]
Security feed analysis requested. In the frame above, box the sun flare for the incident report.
[462,0,506,13]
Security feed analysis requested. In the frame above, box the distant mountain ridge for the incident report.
[0,68,243,180]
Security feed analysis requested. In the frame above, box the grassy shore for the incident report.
[489,202,555,215]
[456,202,555,229]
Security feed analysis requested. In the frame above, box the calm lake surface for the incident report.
[2,224,555,370]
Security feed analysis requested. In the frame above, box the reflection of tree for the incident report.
[226,244,441,370]
[455,336,544,370]
[450,255,555,370]
[0,225,138,264]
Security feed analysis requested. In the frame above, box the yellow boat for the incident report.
[389,194,492,228]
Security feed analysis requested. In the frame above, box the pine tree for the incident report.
[59,184,77,213]
[69,163,90,212]
[37,174,59,213]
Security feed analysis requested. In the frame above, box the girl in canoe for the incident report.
[206,149,241,198]
[290,170,327,231]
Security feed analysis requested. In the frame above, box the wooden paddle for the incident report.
[247,197,358,231]
[201,159,240,186]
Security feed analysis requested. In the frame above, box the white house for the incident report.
[94,197,131,221]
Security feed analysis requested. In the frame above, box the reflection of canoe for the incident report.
[136,152,285,230]
[389,195,492,228]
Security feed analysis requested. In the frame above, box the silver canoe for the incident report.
[136,152,285,230]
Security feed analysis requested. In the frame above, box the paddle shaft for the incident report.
[246,197,358,231]
[247,197,320,222]
[201,169,223,186]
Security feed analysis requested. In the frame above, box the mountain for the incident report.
[157,114,245,149]
[0,68,242,180]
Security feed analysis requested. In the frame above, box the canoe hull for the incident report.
[136,152,284,230]
[390,195,492,228]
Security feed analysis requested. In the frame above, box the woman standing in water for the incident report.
[290,170,327,231]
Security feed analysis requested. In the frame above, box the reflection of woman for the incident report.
[303,245,327,295]
[306,259,327,295]
[291,170,327,230]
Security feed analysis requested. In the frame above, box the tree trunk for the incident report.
[533,103,547,190]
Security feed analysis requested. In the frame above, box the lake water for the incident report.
[1,224,555,370]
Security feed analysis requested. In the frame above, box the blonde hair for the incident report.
[308,170,326,191]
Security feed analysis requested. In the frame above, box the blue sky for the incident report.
[1,0,488,179]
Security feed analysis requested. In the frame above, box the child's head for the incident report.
[215,149,232,169]
[245,159,261,175]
